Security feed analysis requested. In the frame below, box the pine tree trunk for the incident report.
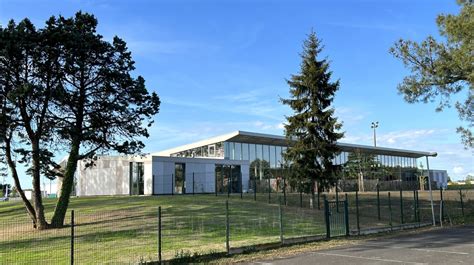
[5,140,37,228]
[31,140,49,229]
[50,142,79,228]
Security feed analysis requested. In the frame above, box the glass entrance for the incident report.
[175,163,185,194]
[130,162,144,195]
[215,164,241,193]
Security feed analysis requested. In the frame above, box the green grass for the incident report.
[1,190,472,264]
[0,195,325,264]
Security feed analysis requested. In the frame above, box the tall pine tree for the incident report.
[281,31,344,194]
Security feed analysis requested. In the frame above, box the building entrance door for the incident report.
[175,163,185,194]
[130,162,144,195]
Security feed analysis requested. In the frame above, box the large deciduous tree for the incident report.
[281,31,344,195]
[0,12,160,229]
[390,0,473,148]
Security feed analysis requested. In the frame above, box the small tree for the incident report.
[344,151,380,192]
[390,1,473,148]
[281,31,344,194]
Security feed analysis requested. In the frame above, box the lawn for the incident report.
[0,190,472,264]
[0,195,325,264]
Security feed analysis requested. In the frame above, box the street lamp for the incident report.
[371,121,379,147]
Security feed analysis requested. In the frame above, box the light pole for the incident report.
[371,121,379,147]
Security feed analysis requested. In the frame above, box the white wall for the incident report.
[152,156,249,195]
[77,156,145,196]
[75,155,249,196]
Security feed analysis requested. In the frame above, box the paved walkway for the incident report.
[249,226,474,264]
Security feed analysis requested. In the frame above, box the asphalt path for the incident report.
[248,226,474,264]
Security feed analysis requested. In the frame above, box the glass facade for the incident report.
[171,142,224,158]
[215,164,241,193]
[225,141,419,182]
[165,137,422,191]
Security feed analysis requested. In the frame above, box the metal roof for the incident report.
[153,130,437,158]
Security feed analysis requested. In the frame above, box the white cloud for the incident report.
[164,89,284,121]
[453,166,464,175]
[335,106,370,125]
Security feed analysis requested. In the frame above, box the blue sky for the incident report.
[1,0,472,188]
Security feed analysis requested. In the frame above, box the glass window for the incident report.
[269,145,276,168]
[256,144,263,160]
[208,144,216,157]
[263,145,270,163]
[175,163,185,194]
[281,146,287,164]
[224,142,230,159]
[249,144,256,163]
[242,143,249,160]
[234,142,242,160]
[215,142,224,157]
[275,146,282,167]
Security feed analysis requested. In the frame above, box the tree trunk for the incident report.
[31,140,49,230]
[50,142,79,227]
[5,140,37,227]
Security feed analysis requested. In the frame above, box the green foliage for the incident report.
[447,183,474,190]
[250,159,272,180]
[390,1,473,148]
[0,12,160,228]
[344,151,380,180]
[281,31,344,191]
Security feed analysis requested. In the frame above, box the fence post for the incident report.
[413,189,417,223]
[171,174,174,196]
[336,183,339,213]
[355,190,360,234]
[459,189,464,218]
[344,193,349,236]
[70,210,74,265]
[268,178,271,204]
[388,192,393,230]
[279,198,284,244]
[416,190,420,223]
[440,188,444,222]
[192,172,195,195]
[226,200,230,254]
[377,184,381,221]
[400,186,404,224]
[254,178,257,201]
[240,172,243,199]
[300,190,303,208]
[228,176,230,198]
[158,206,162,264]
[317,189,320,210]
[324,195,330,239]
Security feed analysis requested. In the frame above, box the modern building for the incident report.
[72,130,438,196]
[426,169,449,189]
